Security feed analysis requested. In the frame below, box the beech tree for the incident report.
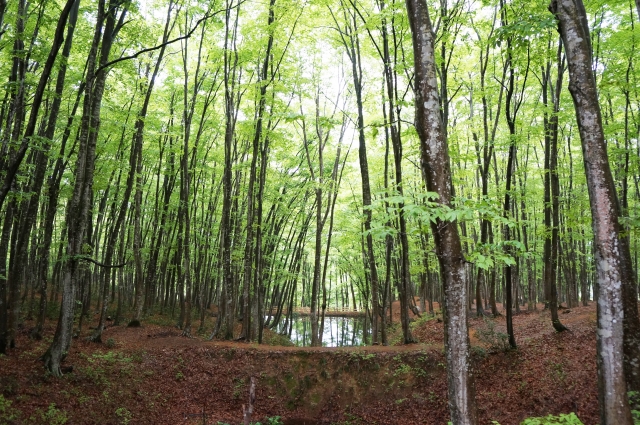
[549,0,634,423]
[405,0,477,423]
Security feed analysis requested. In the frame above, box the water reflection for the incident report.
[270,315,366,347]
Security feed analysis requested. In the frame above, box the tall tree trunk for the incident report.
[43,0,126,375]
[542,37,568,333]
[0,201,14,353]
[500,0,529,348]
[0,0,76,210]
[330,2,381,344]
[376,0,414,343]
[353,18,380,347]
[405,0,477,423]
[26,0,80,340]
[129,1,175,327]
[218,0,241,340]
[471,6,505,317]
[550,0,633,422]
[242,0,276,341]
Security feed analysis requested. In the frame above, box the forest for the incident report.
[0,0,639,423]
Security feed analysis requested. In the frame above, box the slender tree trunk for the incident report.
[377,0,414,343]
[28,0,80,340]
[0,0,76,210]
[129,2,174,327]
[217,0,241,340]
[541,37,568,332]
[500,0,528,348]
[471,7,505,317]
[0,201,14,353]
[43,0,126,375]
[331,3,380,344]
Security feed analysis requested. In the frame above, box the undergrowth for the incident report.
[476,317,510,353]
[630,391,640,424]
[479,412,584,425]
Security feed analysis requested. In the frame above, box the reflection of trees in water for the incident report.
[270,315,365,347]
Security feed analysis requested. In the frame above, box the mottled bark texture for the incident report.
[550,0,633,423]
[405,0,477,423]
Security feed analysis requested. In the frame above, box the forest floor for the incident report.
[0,301,603,425]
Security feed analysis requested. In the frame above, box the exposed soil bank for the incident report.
[0,304,599,424]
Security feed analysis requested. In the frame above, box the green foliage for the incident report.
[469,414,584,425]
[348,351,375,362]
[216,416,283,425]
[629,391,640,424]
[391,354,425,378]
[0,394,20,422]
[232,377,246,399]
[475,318,511,353]
[115,407,132,425]
[471,345,487,359]
[253,416,283,425]
[32,403,68,425]
[393,362,413,377]
[519,413,583,425]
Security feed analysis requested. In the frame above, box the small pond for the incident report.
[269,315,366,347]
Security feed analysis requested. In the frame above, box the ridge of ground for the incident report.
[0,303,600,424]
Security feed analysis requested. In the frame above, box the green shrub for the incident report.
[0,394,20,422]
[520,413,583,425]
[34,403,68,425]
[629,391,640,424]
[475,318,510,353]
[479,412,584,425]
[115,407,132,425]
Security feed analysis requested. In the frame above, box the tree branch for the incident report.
[95,1,246,75]
[76,255,127,269]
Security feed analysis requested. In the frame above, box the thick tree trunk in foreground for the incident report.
[405,0,477,423]
[550,0,633,423]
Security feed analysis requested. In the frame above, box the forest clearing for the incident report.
[0,302,604,424]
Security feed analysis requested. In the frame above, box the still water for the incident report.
[270,315,366,347]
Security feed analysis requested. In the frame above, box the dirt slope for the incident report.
[0,304,599,424]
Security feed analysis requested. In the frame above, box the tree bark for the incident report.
[550,0,633,423]
[376,0,415,344]
[0,0,76,210]
[405,0,477,423]
[129,1,174,328]
[330,2,381,344]
[26,0,81,340]
[241,0,276,342]
[218,0,241,340]
[43,0,126,375]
